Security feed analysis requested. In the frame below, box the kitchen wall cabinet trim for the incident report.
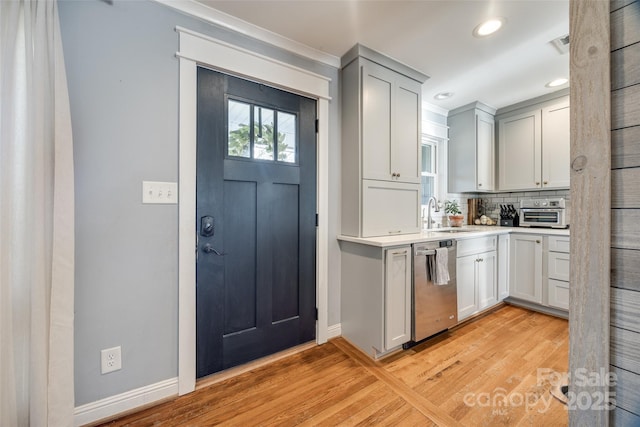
[341,44,427,237]
[448,102,497,193]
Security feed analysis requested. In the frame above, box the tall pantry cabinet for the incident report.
[341,44,428,237]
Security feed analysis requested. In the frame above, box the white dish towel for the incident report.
[434,247,450,285]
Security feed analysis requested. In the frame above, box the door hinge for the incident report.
[315,119,319,133]
[315,213,319,227]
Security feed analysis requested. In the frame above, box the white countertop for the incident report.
[337,225,570,248]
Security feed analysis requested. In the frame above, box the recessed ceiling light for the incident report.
[434,92,454,100]
[473,18,506,37]
[546,78,569,88]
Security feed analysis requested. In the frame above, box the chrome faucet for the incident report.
[426,197,440,229]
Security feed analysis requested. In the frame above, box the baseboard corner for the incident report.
[327,323,341,339]
[74,377,178,426]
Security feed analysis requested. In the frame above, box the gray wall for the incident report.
[58,0,341,406]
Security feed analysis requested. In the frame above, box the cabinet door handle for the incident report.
[397,173,400,178]
[478,183,483,187]
[543,181,548,185]
[391,172,397,178]
[392,250,407,255]
[388,230,402,234]
[535,182,540,186]
[536,240,541,244]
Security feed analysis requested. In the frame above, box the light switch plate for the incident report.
[142,181,178,204]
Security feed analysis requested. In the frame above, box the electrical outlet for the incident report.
[142,181,178,204]
[101,346,122,374]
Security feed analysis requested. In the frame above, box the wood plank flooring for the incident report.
[96,306,568,426]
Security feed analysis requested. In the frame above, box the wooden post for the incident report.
[569,0,611,425]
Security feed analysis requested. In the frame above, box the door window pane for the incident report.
[254,106,275,161]
[228,100,251,158]
[277,111,296,163]
[227,99,298,164]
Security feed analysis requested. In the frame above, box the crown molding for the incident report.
[153,0,341,68]
[422,101,449,117]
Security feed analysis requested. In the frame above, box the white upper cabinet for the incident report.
[542,99,571,189]
[498,110,541,191]
[498,94,570,191]
[361,60,421,184]
[448,102,496,193]
[341,44,428,237]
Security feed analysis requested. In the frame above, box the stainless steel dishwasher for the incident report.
[411,239,458,342]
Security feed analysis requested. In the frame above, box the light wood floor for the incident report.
[97,305,569,426]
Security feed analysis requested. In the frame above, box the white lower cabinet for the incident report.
[507,233,570,313]
[478,251,498,310]
[547,236,570,311]
[509,234,543,304]
[456,236,497,321]
[457,255,479,320]
[497,234,510,301]
[340,242,411,358]
[548,279,569,310]
[384,246,412,349]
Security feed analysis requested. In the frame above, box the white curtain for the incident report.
[0,0,75,425]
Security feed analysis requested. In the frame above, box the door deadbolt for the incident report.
[200,216,215,237]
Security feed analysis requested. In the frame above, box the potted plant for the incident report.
[445,200,465,227]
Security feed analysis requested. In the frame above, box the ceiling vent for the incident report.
[550,34,570,55]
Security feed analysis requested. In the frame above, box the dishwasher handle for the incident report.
[415,249,436,257]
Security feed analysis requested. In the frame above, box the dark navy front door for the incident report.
[195,67,317,377]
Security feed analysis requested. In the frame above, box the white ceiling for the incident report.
[194,0,569,112]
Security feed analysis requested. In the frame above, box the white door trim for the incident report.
[176,27,331,395]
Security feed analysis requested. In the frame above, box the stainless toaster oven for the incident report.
[519,198,568,228]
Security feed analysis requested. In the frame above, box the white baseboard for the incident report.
[74,377,178,426]
[327,323,341,340]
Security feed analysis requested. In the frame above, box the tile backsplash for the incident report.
[425,189,570,228]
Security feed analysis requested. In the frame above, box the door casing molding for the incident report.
[176,27,331,395]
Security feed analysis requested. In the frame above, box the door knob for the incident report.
[202,243,224,256]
